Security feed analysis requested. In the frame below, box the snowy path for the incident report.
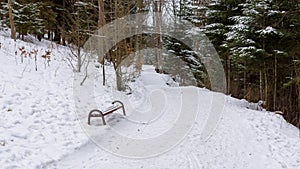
[45,94,300,169]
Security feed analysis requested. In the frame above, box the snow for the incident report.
[185,4,207,11]
[257,26,282,36]
[0,31,89,168]
[230,24,249,32]
[0,31,300,169]
[205,9,220,18]
[268,10,280,16]
[229,16,254,25]
[274,50,287,55]
[205,23,224,29]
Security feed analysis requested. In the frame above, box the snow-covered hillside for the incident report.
[1,32,300,169]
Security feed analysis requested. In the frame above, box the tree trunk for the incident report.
[116,67,123,91]
[98,0,105,28]
[179,0,183,18]
[98,0,106,86]
[61,0,66,45]
[8,0,16,40]
[135,0,144,74]
[260,69,263,100]
[172,0,176,17]
[294,54,300,128]
[53,27,61,42]
[264,63,268,108]
[153,0,163,73]
[243,60,247,97]
[274,53,277,110]
[77,44,81,72]
[227,55,231,94]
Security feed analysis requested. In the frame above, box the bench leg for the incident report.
[102,116,106,125]
[88,115,91,125]
[88,109,105,125]
[112,100,126,116]
[121,106,126,116]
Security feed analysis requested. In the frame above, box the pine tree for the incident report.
[177,0,208,26]
[204,0,244,94]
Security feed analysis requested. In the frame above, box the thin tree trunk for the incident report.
[77,43,81,72]
[293,55,300,128]
[116,68,123,91]
[244,60,247,97]
[8,0,16,40]
[61,0,67,45]
[158,0,163,72]
[135,0,144,75]
[264,63,268,107]
[172,0,176,17]
[274,53,277,110]
[260,70,263,100]
[98,0,105,28]
[114,0,122,90]
[227,55,231,94]
[98,0,106,86]
[153,0,163,73]
[179,0,183,18]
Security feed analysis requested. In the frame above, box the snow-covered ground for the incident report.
[0,33,89,168]
[1,32,300,169]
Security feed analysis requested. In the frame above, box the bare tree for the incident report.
[65,0,98,72]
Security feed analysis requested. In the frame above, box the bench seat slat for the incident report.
[104,106,121,112]
[103,106,122,115]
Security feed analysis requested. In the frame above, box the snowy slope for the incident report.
[0,33,89,168]
[0,32,300,169]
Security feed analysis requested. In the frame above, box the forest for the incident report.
[0,0,299,128]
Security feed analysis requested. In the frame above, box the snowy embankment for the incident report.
[0,33,89,168]
[0,32,300,169]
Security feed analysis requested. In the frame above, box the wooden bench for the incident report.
[88,100,126,125]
